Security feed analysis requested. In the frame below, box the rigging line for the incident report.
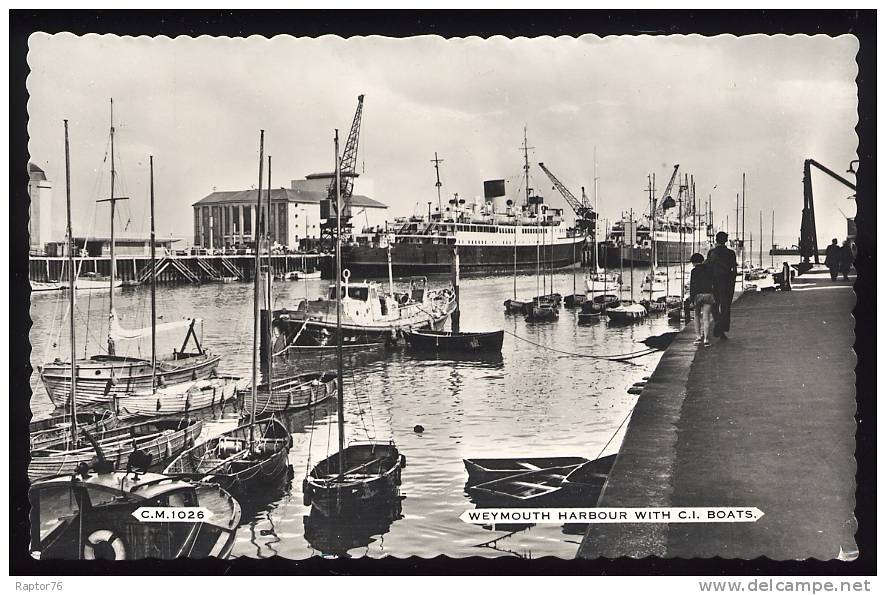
[502,329,658,363]
[593,404,636,461]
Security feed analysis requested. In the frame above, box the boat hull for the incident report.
[29,412,119,451]
[463,456,590,486]
[28,419,203,482]
[403,330,504,354]
[342,239,584,277]
[305,442,403,515]
[113,376,243,417]
[240,372,337,416]
[163,418,293,497]
[40,352,221,408]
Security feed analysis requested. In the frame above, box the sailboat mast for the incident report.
[334,129,345,480]
[512,224,517,300]
[629,208,635,303]
[265,155,274,395]
[64,120,78,442]
[771,210,775,268]
[759,210,763,269]
[150,156,156,389]
[647,175,653,304]
[109,98,117,321]
[251,130,265,438]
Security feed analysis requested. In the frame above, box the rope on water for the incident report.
[502,329,660,365]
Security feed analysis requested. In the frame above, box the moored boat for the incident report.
[525,301,558,322]
[404,329,504,354]
[163,417,293,495]
[239,371,337,417]
[29,469,241,560]
[28,417,203,481]
[605,300,648,322]
[113,375,245,417]
[467,463,585,507]
[304,440,405,515]
[463,456,590,486]
[29,411,118,451]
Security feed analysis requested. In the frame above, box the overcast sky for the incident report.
[27,33,858,248]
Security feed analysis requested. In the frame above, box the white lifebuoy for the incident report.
[83,529,127,560]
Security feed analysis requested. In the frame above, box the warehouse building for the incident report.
[28,162,53,254]
[191,175,387,250]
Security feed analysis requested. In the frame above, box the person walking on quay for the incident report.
[707,231,738,340]
[689,252,716,347]
[825,238,842,281]
[840,239,854,281]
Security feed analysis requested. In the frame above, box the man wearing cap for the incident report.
[706,231,738,340]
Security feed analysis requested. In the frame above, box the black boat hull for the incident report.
[403,330,504,354]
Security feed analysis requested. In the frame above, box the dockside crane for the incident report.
[656,164,680,214]
[536,162,597,232]
[320,94,365,250]
[799,158,857,265]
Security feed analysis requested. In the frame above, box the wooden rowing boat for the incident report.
[113,375,245,417]
[163,417,292,497]
[403,329,504,354]
[239,371,337,417]
[28,418,203,482]
[304,441,404,516]
[29,411,118,451]
[467,464,585,507]
[463,456,590,486]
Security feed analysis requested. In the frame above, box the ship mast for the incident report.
[64,120,78,442]
[431,152,444,217]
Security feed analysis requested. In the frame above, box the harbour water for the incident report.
[28,265,684,559]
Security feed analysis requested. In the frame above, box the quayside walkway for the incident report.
[578,267,858,560]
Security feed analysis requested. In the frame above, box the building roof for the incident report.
[29,162,47,182]
[192,187,386,209]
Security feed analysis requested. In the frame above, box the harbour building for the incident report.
[192,175,387,251]
[28,162,53,254]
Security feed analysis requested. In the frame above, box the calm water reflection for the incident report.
[28,266,681,558]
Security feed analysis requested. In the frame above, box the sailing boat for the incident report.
[585,169,621,294]
[29,121,202,482]
[503,221,530,314]
[242,154,338,417]
[38,99,220,408]
[606,210,648,323]
[304,129,405,515]
[113,157,242,417]
[163,133,292,496]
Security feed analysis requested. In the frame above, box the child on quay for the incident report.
[689,252,716,347]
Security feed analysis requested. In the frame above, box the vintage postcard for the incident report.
[14,13,871,575]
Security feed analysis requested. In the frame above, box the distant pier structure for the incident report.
[28,251,327,285]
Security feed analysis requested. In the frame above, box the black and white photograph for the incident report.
[10,9,875,580]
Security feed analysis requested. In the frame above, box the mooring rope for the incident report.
[502,329,659,365]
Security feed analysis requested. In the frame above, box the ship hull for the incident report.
[342,239,585,278]
[599,241,704,267]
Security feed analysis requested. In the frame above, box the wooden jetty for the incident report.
[28,253,329,285]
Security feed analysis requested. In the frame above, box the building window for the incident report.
[244,205,252,235]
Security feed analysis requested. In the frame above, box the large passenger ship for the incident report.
[342,132,587,277]
[599,215,714,267]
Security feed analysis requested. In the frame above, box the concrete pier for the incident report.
[578,267,857,560]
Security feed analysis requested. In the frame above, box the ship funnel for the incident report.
[483,179,508,214]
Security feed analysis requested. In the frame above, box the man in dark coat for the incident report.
[706,231,738,339]
[824,238,842,281]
